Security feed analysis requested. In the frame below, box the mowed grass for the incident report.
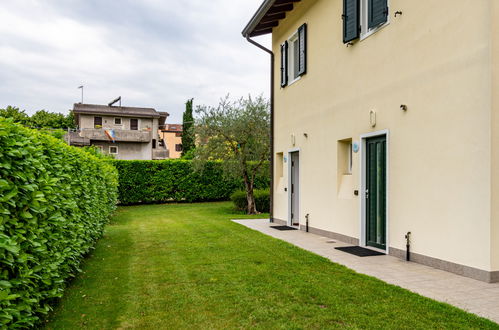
[45,202,498,329]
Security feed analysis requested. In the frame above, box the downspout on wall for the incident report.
[245,36,275,223]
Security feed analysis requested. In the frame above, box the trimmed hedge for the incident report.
[112,160,270,205]
[230,190,270,213]
[0,119,118,328]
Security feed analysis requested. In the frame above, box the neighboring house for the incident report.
[243,0,499,282]
[159,124,183,159]
[68,103,169,160]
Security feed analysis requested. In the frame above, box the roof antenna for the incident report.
[108,96,121,107]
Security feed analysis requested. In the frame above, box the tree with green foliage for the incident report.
[181,98,195,157]
[29,109,75,129]
[194,95,270,214]
[0,106,30,125]
[0,106,75,129]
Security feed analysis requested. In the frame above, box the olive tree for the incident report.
[195,95,270,214]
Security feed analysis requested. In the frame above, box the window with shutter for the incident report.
[352,0,389,40]
[298,23,307,76]
[281,24,307,88]
[368,0,388,29]
[343,0,359,43]
[94,116,102,128]
[280,42,288,87]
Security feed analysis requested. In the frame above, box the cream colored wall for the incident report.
[273,0,495,271]
[491,1,499,271]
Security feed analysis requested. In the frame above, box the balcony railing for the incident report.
[79,128,152,143]
[152,149,169,160]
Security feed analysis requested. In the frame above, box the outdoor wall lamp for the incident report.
[303,133,308,138]
[394,11,403,17]
[400,104,408,111]
[370,110,376,127]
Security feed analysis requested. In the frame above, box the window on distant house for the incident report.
[343,0,388,43]
[152,139,157,149]
[114,118,122,125]
[94,116,102,128]
[130,118,138,130]
[109,146,118,154]
[280,23,307,87]
[175,144,182,152]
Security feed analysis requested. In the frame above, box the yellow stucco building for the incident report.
[159,124,183,159]
[243,0,499,282]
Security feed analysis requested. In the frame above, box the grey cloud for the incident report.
[0,0,270,123]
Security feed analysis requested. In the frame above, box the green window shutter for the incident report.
[343,0,359,43]
[280,41,288,87]
[368,0,388,29]
[298,23,307,76]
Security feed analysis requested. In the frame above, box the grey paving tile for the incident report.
[233,219,499,324]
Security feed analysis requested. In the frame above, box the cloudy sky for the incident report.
[0,0,271,123]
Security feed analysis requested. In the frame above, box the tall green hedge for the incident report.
[112,160,270,205]
[0,119,118,328]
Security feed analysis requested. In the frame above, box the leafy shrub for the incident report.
[112,160,270,205]
[231,189,270,213]
[0,119,118,328]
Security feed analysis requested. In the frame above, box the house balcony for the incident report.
[79,128,152,143]
[152,148,169,160]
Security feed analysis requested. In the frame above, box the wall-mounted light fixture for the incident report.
[370,110,376,127]
[394,11,403,17]
[303,133,308,138]
[400,104,408,111]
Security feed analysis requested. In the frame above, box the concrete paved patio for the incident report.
[233,219,499,324]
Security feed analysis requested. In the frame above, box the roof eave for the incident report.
[73,110,160,119]
[242,0,276,38]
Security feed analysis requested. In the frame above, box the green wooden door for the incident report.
[366,135,387,250]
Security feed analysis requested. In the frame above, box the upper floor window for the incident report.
[175,144,183,152]
[94,116,102,128]
[280,23,307,88]
[114,118,122,125]
[343,0,388,43]
[130,118,138,130]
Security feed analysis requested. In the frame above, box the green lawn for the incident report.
[45,202,498,329]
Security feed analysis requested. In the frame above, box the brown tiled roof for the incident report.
[73,103,169,119]
[162,124,183,132]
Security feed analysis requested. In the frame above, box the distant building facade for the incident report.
[68,103,169,160]
[159,124,183,159]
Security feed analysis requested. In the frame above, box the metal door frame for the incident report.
[360,129,389,253]
[287,148,300,227]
